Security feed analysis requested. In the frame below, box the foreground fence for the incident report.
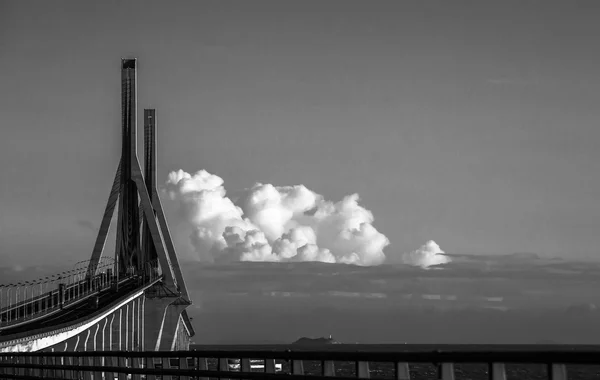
[2,344,600,380]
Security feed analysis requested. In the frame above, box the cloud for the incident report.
[398,240,451,269]
[165,169,390,266]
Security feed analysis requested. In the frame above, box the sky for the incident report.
[1,0,600,266]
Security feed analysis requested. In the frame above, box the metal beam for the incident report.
[143,110,189,300]
[131,159,176,289]
[87,161,121,277]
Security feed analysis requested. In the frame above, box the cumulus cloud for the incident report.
[400,240,451,268]
[165,169,390,266]
[165,169,451,268]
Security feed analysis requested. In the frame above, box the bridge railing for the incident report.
[1,345,600,380]
[0,259,161,329]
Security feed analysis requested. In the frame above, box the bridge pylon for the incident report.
[86,59,193,350]
[0,59,193,353]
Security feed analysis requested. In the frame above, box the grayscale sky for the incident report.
[1,0,600,265]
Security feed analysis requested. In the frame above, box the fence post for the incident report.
[219,357,230,380]
[323,360,336,376]
[438,363,455,380]
[64,356,74,380]
[130,356,141,380]
[395,362,410,380]
[488,363,506,380]
[117,356,127,380]
[146,357,156,380]
[34,356,42,378]
[16,356,23,377]
[265,358,276,373]
[198,357,209,380]
[83,356,92,380]
[165,356,175,380]
[241,358,251,372]
[549,363,567,380]
[93,356,103,380]
[180,356,190,380]
[292,360,305,375]
[357,361,370,379]
[49,353,56,378]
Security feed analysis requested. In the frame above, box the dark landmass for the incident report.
[292,335,340,345]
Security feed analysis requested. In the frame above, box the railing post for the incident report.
[93,356,103,380]
[395,362,410,380]
[549,363,567,380]
[146,357,156,380]
[59,283,66,309]
[323,360,336,377]
[49,353,56,379]
[16,355,23,378]
[488,363,506,380]
[64,355,73,380]
[180,356,191,380]
[83,356,92,380]
[292,360,305,375]
[219,357,230,380]
[31,356,39,378]
[438,363,455,380]
[198,356,209,380]
[265,358,276,373]
[118,356,127,380]
[162,357,172,380]
[357,361,370,379]
[241,358,251,373]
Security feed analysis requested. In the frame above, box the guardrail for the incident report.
[0,260,161,330]
[1,345,600,379]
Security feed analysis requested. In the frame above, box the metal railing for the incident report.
[1,345,600,379]
[0,259,161,330]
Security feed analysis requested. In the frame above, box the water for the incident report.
[206,358,600,379]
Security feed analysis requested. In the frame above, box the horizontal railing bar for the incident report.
[0,375,55,380]
[0,274,133,314]
[0,362,360,380]
[2,346,600,364]
[0,276,138,332]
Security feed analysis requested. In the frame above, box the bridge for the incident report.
[0,59,599,380]
[0,58,193,354]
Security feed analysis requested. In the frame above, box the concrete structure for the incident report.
[0,58,194,353]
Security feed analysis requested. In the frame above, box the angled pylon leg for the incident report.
[153,195,190,300]
[131,159,177,290]
[143,108,190,301]
[87,161,121,277]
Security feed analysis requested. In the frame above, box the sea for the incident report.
[205,358,600,380]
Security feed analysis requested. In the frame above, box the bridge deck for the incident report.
[0,277,143,337]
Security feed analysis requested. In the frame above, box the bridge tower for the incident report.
[88,58,193,350]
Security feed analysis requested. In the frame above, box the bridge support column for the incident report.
[83,329,91,351]
[101,317,108,351]
[144,297,188,351]
[109,314,115,350]
[92,323,100,351]
[125,304,130,350]
[111,308,122,350]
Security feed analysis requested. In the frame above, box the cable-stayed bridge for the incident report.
[0,59,598,380]
[0,59,193,354]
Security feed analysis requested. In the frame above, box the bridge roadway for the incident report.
[0,276,145,337]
